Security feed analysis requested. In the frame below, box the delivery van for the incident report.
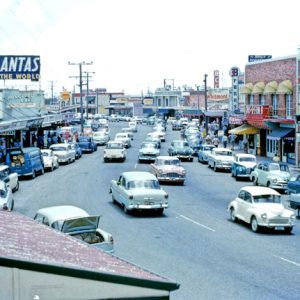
[5,147,44,179]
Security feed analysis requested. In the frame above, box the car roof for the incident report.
[121,171,157,181]
[214,147,232,151]
[239,186,281,196]
[156,156,179,161]
[35,205,89,224]
[235,153,256,158]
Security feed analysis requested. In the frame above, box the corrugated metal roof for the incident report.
[0,211,178,289]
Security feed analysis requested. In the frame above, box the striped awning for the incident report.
[228,123,259,135]
[277,80,292,94]
[240,83,253,94]
[252,82,265,94]
[263,81,278,94]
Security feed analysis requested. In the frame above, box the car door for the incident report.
[260,163,269,186]
[240,191,253,223]
[234,190,246,221]
[117,176,128,207]
[289,174,300,193]
[255,163,264,185]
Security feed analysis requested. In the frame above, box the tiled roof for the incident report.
[0,211,170,283]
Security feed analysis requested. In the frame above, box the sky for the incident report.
[0,0,299,97]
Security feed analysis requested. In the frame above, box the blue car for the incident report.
[77,136,97,153]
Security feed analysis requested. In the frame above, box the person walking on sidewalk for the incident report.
[222,135,228,148]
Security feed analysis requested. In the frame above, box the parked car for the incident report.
[197,144,215,163]
[289,193,300,217]
[138,142,160,162]
[231,153,257,180]
[0,165,19,192]
[287,173,300,194]
[5,147,44,179]
[150,156,186,185]
[41,149,59,172]
[34,205,114,253]
[250,161,290,191]
[228,186,296,233]
[167,140,193,161]
[69,142,82,159]
[110,171,169,215]
[103,141,126,162]
[92,131,110,145]
[77,136,97,153]
[207,147,234,171]
[49,143,76,164]
[121,128,134,140]
[114,132,131,148]
[0,180,14,211]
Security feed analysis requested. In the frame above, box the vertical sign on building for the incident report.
[214,70,220,88]
[229,66,239,111]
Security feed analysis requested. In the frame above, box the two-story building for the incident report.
[239,55,299,164]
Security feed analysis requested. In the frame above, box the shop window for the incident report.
[249,95,254,105]
[259,94,265,105]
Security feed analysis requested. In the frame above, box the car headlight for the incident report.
[261,213,267,220]
[272,178,278,183]
[290,214,296,220]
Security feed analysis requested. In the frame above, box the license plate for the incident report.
[275,226,285,230]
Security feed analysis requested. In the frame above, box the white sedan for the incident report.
[0,165,19,192]
[49,143,76,164]
[41,149,59,171]
[0,180,14,211]
[34,205,114,253]
[228,186,296,233]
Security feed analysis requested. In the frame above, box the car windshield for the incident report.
[141,143,156,149]
[280,164,289,172]
[269,163,280,171]
[253,194,281,203]
[159,159,180,166]
[128,180,160,189]
[107,143,123,149]
[51,146,66,151]
[239,157,256,162]
[79,137,90,142]
[215,151,232,156]
[173,141,188,147]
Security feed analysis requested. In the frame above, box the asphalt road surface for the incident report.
[14,121,300,300]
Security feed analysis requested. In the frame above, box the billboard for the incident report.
[0,55,40,80]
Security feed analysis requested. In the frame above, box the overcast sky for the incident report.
[1,0,299,97]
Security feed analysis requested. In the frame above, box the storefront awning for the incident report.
[228,124,259,135]
[240,83,253,94]
[267,128,293,140]
[252,82,265,94]
[277,80,292,94]
[263,81,278,94]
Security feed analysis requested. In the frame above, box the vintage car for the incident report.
[231,153,257,180]
[49,143,76,164]
[110,171,169,215]
[228,186,296,233]
[69,142,82,159]
[121,128,134,140]
[197,144,215,163]
[34,205,114,253]
[289,193,300,217]
[147,131,166,142]
[103,141,126,162]
[138,142,160,162]
[128,121,138,132]
[0,165,19,192]
[150,156,186,185]
[92,131,110,145]
[0,180,14,210]
[41,149,59,171]
[167,140,194,161]
[77,136,97,153]
[287,173,300,194]
[114,132,131,148]
[207,147,234,171]
[250,161,290,191]
[144,136,161,148]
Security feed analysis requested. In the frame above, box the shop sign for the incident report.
[26,118,43,128]
[214,70,220,88]
[0,55,40,81]
[143,98,154,106]
[248,55,272,62]
[4,90,43,108]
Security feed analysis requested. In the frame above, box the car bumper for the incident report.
[128,203,168,210]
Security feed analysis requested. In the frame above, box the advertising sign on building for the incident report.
[248,55,272,62]
[0,55,40,80]
[143,98,154,106]
[229,66,239,111]
[3,90,44,109]
[214,70,220,88]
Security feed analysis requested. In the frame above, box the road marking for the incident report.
[273,255,300,267]
[178,214,216,232]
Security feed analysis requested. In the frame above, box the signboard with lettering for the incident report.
[3,90,44,109]
[229,67,240,111]
[0,55,40,80]
[214,70,220,88]
[248,55,272,62]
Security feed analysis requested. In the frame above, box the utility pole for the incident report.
[204,74,208,136]
[68,61,93,134]
[84,71,95,119]
[48,80,57,105]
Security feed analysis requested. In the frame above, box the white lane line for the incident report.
[178,214,216,232]
[273,255,300,267]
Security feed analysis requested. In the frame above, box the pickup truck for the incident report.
[207,147,234,172]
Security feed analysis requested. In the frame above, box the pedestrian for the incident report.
[52,133,58,144]
[273,153,280,162]
[229,133,236,150]
[222,135,228,148]
[205,134,212,144]
[242,137,248,153]
[212,135,219,147]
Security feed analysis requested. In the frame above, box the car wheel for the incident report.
[231,171,235,177]
[40,168,44,175]
[251,216,260,233]
[32,171,36,179]
[283,226,293,234]
[253,178,258,186]
[235,175,239,181]
[112,194,116,204]
[14,181,19,192]
[50,164,54,172]
[156,208,164,215]
[266,181,271,188]
[230,208,236,222]
[123,205,129,214]
[214,164,217,172]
